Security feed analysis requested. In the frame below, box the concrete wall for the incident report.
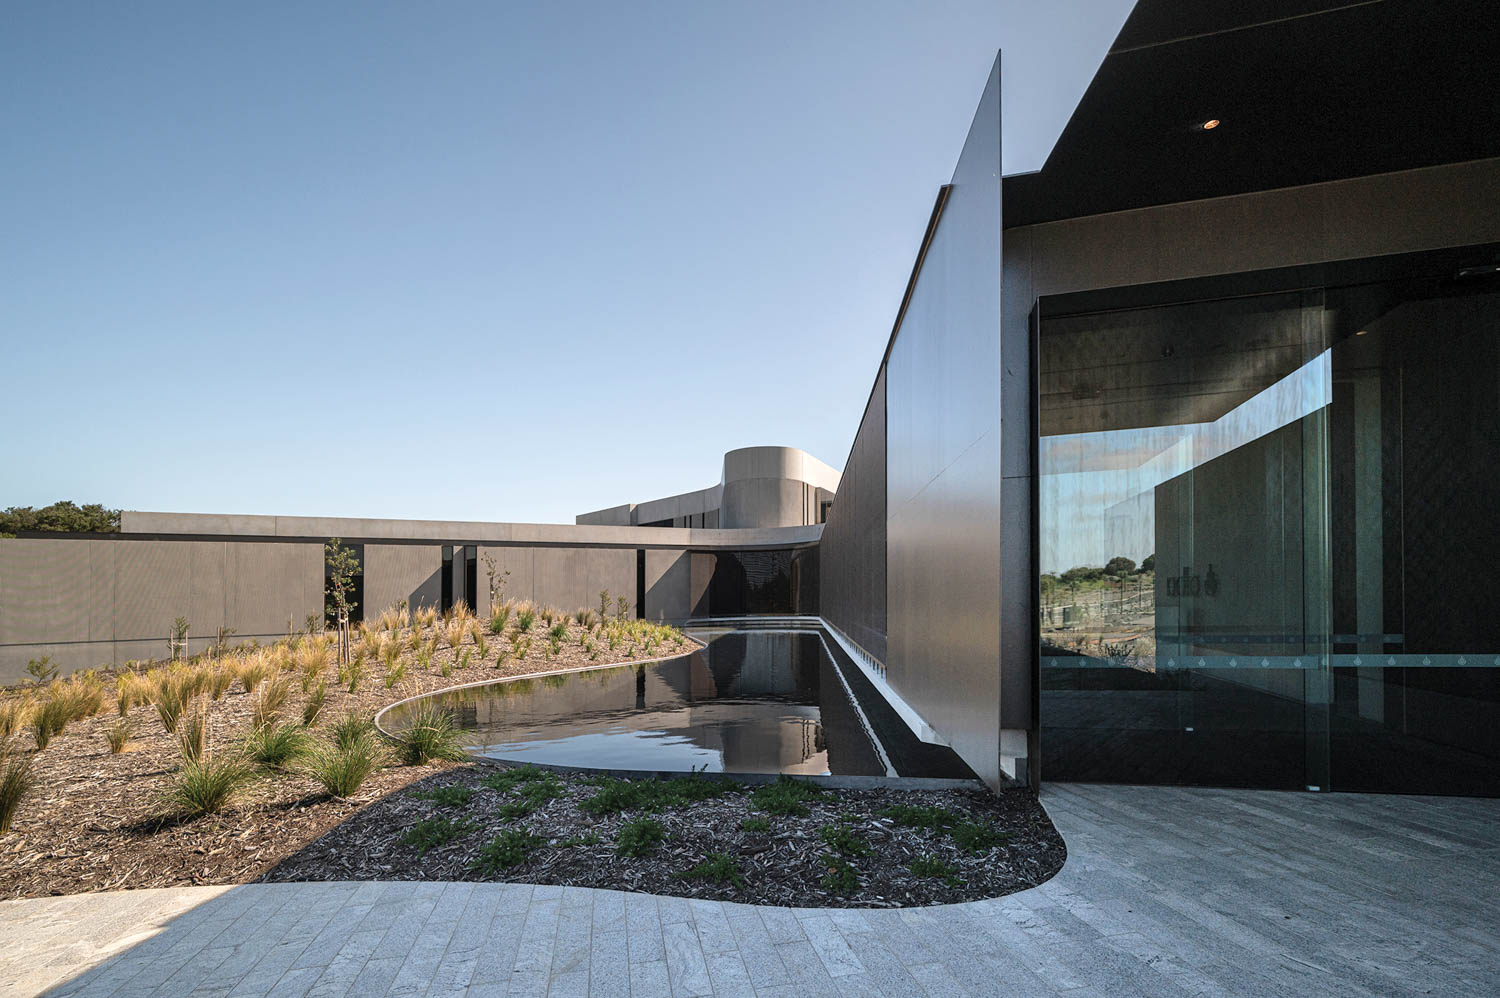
[363,544,443,617]
[575,446,840,529]
[0,537,320,682]
[475,546,636,617]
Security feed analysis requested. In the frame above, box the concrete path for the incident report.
[3,784,1497,997]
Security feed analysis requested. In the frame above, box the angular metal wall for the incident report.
[818,56,1006,789]
[885,58,1004,789]
[818,367,887,664]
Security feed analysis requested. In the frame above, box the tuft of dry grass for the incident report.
[147,668,192,733]
[31,695,71,750]
[0,698,32,741]
[162,752,255,819]
[302,681,327,727]
[115,672,143,716]
[234,653,276,695]
[177,701,209,762]
[252,676,291,729]
[204,664,235,700]
[0,741,35,835]
[105,718,131,754]
[295,642,330,691]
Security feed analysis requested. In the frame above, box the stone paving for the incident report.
[2,783,1498,997]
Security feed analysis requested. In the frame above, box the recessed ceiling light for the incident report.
[1355,329,1368,336]
[1201,119,1220,130]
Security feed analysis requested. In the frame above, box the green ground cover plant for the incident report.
[402,816,477,856]
[413,785,475,808]
[750,776,821,817]
[472,829,542,874]
[680,852,744,888]
[616,817,667,857]
[819,822,872,857]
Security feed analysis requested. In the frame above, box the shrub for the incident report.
[547,621,568,643]
[391,703,467,765]
[0,699,32,741]
[302,681,328,727]
[0,743,35,835]
[30,695,71,750]
[245,722,311,768]
[818,823,872,857]
[402,816,477,856]
[516,608,535,633]
[909,855,962,886]
[163,755,254,818]
[881,804,960,830]
[26,656,59,684]
[306,735,381,798]
[414,785,475,808]
[104,718,131,754]
[819,854,858,893]
[488,604,511,635]
[617,817,667,857]
[751,777,821,817]
[444,618,467,650]
[680,853,744,888]
[740,816,771,834]
[950,820,1009,854]
[472,829,542,874]
[113,672,140,717]
[474,634,489,659]
[332,712,376,751]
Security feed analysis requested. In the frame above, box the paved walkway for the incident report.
[3,784,1497,997]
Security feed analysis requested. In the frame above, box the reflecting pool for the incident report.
[382,631,900,776]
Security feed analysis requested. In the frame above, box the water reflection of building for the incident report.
[443,633,844,774]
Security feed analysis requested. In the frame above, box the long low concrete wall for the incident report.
[0,537,322,683]
[120,511,821,551]
[3,514,824,681]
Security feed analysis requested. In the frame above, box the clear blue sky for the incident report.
[2,1,1132,524]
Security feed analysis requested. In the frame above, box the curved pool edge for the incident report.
[372,631,711,740]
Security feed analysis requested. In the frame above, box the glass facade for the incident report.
[1039,254,1500,795]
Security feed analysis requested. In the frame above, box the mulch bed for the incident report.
[0,615,1067,907]
[259,766,1066,908]
[0,617,693,901]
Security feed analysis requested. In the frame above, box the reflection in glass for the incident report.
[1039,263,1500,795]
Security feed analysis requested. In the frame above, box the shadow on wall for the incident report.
[411,569,442,611]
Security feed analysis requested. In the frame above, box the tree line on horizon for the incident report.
[0,501,121,538]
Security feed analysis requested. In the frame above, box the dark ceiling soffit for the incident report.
[1003,0,1500,228]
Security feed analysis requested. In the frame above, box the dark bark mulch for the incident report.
[260,765,1066,908]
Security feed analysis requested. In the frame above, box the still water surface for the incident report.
[382,631,889,775]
